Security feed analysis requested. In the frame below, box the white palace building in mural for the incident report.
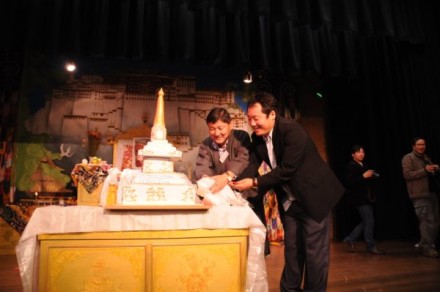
[25,74,249,153]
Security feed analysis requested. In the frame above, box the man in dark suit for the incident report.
[232,92,344,291]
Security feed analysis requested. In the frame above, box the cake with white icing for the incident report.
[122,173,196,205]
[120,88,197,205]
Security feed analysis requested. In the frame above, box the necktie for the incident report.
[264,135,295,210]
[264,135,276,168]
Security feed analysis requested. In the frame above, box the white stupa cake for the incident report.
[120,88,196,205]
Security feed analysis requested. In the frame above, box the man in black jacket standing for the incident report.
[232,92,344,292]
[343,145,384,255]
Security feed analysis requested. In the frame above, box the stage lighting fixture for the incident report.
[243,71,252,84]
[65,61,76,72]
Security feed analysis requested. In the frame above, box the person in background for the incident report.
[402,137,440,258]
[343,145,385,255]
[232,92,344,292]
[194,107,270,255]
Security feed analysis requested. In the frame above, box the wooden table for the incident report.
[16,205,268,292]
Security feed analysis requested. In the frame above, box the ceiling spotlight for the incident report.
[65,61,76,72]
[243,71,252,84]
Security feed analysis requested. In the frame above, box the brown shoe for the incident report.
[369,247,385,255]
[422,248,439,258]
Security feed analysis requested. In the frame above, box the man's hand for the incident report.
[230,178,254,191]
[209,174,229,194]
[426,164,439,174]
[363,170,374,178]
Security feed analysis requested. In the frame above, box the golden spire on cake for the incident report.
[151,88,167,141]
[153,88,165,127]
[138,87,181,158]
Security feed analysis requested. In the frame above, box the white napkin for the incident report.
[196,177,249,206]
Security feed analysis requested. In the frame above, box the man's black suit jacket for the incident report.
[345,160,376,206]
[240,116,344,223]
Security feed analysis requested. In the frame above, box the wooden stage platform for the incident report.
[2,240,440,291]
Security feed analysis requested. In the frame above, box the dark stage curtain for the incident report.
[324,2,440,240]
[2,0,440,240]
[1,0,432,74]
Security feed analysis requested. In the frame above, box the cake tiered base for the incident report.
[121,172,196,205]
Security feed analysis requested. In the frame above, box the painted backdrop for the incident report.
[13,52,250,200]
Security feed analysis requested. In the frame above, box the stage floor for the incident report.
[2,240,440,292]
[266,240,440,292]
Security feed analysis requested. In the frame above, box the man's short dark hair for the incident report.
[247,92,278,117]
[351,144,364,154]
[412,137,424,146]
[206,107,231,124]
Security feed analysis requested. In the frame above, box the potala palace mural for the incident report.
[15,71,249,197]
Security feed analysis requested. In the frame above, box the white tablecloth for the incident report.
[16,205,268,292]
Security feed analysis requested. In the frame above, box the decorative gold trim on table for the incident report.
[37,229,249,240]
